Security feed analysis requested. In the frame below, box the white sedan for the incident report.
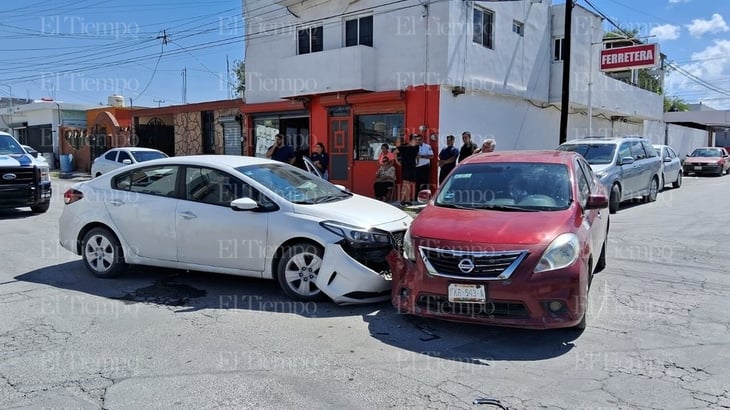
[91,147,168,177]
[60,155,412,304]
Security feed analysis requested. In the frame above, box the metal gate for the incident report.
[222,121,242,156]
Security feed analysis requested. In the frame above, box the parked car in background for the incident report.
[388,151,609,330]
[0,132,52,213]
[557,136,662,214]
[682,147,730,176]
[60,155,411,305]
[91,147,168,177]
[653,144,682,190]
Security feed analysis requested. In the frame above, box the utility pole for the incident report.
[153,99,165,107]
[559,0,574,144]
[181,68,187,104]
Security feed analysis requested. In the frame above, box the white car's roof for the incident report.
[113,147,166,152]
[143,155,277,168]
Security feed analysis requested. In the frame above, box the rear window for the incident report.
[557,143,615,165]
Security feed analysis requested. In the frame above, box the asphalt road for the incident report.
[1,174,729,409]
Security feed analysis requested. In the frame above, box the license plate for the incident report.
[694,166,702,170]
[448,284,486,303]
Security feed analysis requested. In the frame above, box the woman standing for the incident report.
[311,142,329,180]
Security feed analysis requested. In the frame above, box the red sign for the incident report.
[600,44,659,72]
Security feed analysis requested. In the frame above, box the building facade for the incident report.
[242,0,664,196]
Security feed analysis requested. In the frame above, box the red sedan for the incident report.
[388,151,609,330]
[682,147,730,176]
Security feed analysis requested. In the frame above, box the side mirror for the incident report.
[230,197,258,211]
[620,156,635,165]
[30,151,38,158]
[333,184,349,192]
[417,189,432,203]
[122,159,132,165]
[585,194,609,210]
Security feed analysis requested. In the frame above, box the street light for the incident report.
[1,85,13,131]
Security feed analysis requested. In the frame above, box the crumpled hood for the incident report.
[411,205,577,246]
[294,194,411,229]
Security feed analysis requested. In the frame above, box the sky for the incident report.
[569,0,730,109]
[0,0,244,108]
[1,0,729,110]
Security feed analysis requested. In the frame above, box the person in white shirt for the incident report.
[414,134,434,193]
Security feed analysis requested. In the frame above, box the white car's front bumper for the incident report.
[316,243,391,305]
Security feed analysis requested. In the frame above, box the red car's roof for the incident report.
[460,150,577,166]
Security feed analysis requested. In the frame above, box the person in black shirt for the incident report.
[458,131,478,163]
[310,142,329,180]
[438,134,459,185]
[395,134,420,204]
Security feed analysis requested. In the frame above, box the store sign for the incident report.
[600,44,659,72]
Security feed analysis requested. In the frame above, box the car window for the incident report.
[577,158,596,192]
[113,165,179,198]
[618,142,631,161]
[185,166,276,209]
[104,151,117,161]
[691,148,722,157]
[630,141,647,160]
[556,143,615,165]
[117,151,132,163]
[641,141,657,158]
[238,163,350,205]
[131,150,167,162]
[575,161,590,208]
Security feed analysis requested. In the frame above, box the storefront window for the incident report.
[354,113,403,160]
[253,117,280,158]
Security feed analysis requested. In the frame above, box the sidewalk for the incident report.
[52,170,91,181]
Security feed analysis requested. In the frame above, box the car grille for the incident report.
[420,247,528,280]
[389,230,406,251]
[1,167,36,185]
[417,294,529,319]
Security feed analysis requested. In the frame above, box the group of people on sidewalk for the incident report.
[375,131,496,205]
[265,131,496,205]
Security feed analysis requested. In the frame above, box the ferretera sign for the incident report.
[600,43,659,72]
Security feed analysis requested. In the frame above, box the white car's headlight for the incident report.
[402,228,416,261]
[320,221,391,246]
[534,233,580,272]
[38,166,50,183]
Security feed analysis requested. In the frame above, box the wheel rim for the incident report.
[84,234,115,273]
[611,186,620,208]
[650,179,658,200]
[283,251,322,297]
[677,172,682,186]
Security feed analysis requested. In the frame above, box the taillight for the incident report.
[63,189,83,205]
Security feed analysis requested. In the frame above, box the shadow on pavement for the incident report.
[14,261,381,319]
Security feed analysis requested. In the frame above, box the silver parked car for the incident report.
[557,136,662,214]
[653,144,682,190]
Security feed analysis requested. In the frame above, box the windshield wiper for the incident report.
[435,203,472,209]
[471,204,540,212]
[313,195,346,204]
[291,199,316,204]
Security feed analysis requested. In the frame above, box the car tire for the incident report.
[609,184,621,214]
[643,177,658,202]
[672,171,682,189]
[30,202,50,213]
[276,242,325,302]
[81,227,127,278]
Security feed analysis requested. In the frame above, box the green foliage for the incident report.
[664,96,689,112]
[232,60,245,97]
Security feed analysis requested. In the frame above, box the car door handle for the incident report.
[109,199,124,206]
[178,211,197,220]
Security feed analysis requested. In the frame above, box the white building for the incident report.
[0,99,94,163]
[242,0,664,196]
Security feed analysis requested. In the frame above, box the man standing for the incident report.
[266,134,295,164]
[414,134,434,192]
[459,131,478,163]
[438,135,459,185]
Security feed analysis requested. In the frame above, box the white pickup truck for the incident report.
[0,131,52,213]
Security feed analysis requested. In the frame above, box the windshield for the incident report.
[690,148,722,158]
[557,143,616,165]
[436,162,572,211]
[131,150,167,162]
[237,163,351,204]
[0,135,27,155]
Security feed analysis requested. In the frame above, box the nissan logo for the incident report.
[457,258,475,273]
[2,173,17,181]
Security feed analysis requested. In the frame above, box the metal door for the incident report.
[328,118,351,187]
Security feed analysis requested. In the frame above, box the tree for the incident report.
[664,95,689,112]
[232,60,245,98]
